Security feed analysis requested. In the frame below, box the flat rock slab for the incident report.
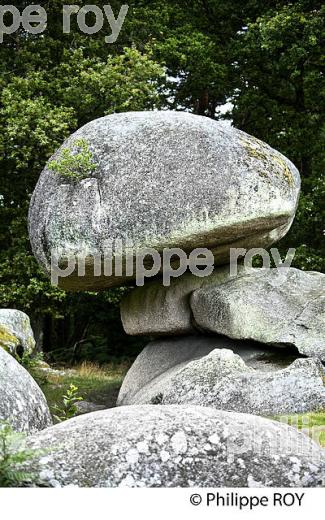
[28,111,300,291]
[0,347,52,433]
[117,336,325,416]
[0,309,35,356]
[121,264,252,336]
[25,405,325,487]
[191,268,325,360]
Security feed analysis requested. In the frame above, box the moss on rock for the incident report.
[0,325,20,354]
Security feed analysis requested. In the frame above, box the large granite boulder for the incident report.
[150,353,325,415]
[0,346,52,433]
[191,268,325,360]
[24,405,325,487]
[117,336,325,415]
[29,111,300,291]
[117,335,286,406]
[0,309,36,357]
[117,336,222,405]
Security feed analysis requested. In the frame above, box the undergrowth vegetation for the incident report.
[0,422,43,487]
[31,361,130,418]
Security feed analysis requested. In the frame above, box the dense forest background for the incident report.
[0,0,324,363]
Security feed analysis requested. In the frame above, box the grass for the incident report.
[272,412,325,447]
[31,361,131,418]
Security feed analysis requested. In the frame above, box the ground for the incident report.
[31,361,131,415]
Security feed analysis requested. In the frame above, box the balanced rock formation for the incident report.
[117,336,325,415]
[191,268,325,360]
[25,109,325,489]
[0,346,52,433]
[0,309,36,357]
[28,111,300,291]
[24,405,325,487]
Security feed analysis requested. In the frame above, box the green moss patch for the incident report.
[0,325,19,353]
[49,138,97,181]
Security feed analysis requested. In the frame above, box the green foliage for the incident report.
[0,42,165,349]
[49,139,96,181]
[231,2,325,271]
[19,351,45,370]
[0,421,42,487]
[52,384,83,422]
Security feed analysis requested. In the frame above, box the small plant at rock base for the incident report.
[0,421,42,487]
[52,384,83,422]
[49,138,97,181]
[19,350,44,370]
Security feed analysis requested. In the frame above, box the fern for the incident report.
[0,421,44,487]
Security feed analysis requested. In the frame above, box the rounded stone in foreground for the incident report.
[25,405,324,487]
[28,111,300,291]
[0,347,52,433]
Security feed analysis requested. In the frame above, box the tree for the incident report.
[231,1,325,270]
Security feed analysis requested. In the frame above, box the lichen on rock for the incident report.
[0,309,36,356]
